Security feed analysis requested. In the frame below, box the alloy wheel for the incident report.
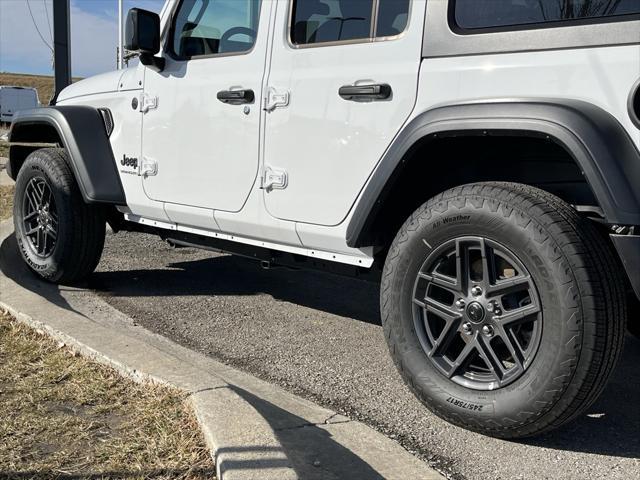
[22,177,58,258]
[412,236,542,390]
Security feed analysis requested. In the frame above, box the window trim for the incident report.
[164,0,263,62]
[286,0,411,50]
[448,0,640,35]
[423,0,640,59]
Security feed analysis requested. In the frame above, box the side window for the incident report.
[453,0,640,31]
[376,0,410,37]
[290,0,409,46]
[171,0,261,58]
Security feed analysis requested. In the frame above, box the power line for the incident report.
[43,0,53,43]
[26,0,53,52]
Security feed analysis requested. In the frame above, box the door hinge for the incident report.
[140,93,158,113]
[261,166,288,191]
[140,156,158,177]
[264,87,290,113]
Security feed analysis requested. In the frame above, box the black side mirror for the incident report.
[125,8,165,71]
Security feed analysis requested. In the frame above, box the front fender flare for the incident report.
[8,106,126,205]
[346,99,640,248]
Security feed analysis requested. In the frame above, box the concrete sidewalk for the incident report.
[0,219,444,480]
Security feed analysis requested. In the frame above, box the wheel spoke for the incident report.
[455,239,470,294]
[23,210,38,222]
[487,275,532,297]
[494,303,540,326]
[496,326,525,370]
[480,238,496,286]
[25,225,39,236]
[419,272,459,294]
[446,340,476,378]
[424,297,461,322]
[36,181,46,204]
[26,185,40,212]
[46,225,57,240]
[476,336,506,382]
[36,227,44,254]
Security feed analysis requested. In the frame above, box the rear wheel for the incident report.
[13,148,105,284]
[381,182,626,438]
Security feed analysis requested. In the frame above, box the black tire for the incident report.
[628,296,640,339]
[13,148,105,284]
[381,182,626,438]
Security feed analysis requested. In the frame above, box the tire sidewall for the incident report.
[14,154,74,281]
[384,195,583,432]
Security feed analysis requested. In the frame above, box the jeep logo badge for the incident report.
[121,155,138,169]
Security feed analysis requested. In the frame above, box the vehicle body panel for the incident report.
[261,0,426,227]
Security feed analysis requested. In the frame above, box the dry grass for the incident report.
[0,185,13,220]
[0,311,216,479]
[0,140,8,159]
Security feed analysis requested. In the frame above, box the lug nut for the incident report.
[462,322,473,335]
[482,325,494,337]
[455,299,466,310]
[471,286,483,296]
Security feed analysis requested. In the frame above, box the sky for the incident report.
[0,0,164,77]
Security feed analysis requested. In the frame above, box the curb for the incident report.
[0,219,444,480]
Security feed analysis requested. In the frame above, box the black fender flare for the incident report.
[346,98,640,248]
[8,106,126,205]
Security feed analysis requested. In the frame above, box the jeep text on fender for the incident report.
[7,0,640,439]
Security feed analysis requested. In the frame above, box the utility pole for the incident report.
[51,0,71,104]
[118,0,124,69]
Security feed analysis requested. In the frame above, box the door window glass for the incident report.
[454,0,640,30]
[291,0,373,45]
[290,0,410,45]
[376,0,410,37]
[172,0,261,58]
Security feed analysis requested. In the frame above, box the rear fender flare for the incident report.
[346,99,640,248]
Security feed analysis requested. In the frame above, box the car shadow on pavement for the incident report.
[0,233,90,321]
[90,255,383,326]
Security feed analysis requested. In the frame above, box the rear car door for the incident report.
[141,0,270,213]
[262,0,425,226]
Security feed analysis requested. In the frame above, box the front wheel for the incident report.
[13,148,106,284]
[381,182,626,438]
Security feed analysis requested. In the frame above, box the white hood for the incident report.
[56,70,126,103]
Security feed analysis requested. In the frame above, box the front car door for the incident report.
[262,0,425,226]
[142,0,269,213]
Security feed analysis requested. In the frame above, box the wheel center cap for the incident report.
[466,301,486,324]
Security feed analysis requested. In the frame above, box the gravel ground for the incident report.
[91,230,640,480]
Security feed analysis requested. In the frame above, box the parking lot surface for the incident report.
[93,231,640,480]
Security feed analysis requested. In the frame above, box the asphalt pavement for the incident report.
[90,230,639,480]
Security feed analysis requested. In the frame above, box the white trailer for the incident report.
[0,86,40,123]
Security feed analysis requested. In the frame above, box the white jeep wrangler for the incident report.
[7,0,640,439]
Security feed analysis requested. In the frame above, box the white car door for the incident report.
[262,0,425,226]
[142,0,270,213]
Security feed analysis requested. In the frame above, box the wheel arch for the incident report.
[8,106,126,205]
[346,99,640,249]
